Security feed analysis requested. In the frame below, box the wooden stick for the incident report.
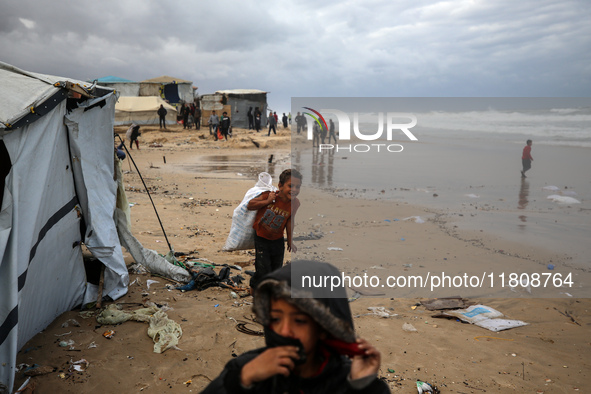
[96,265,106,309]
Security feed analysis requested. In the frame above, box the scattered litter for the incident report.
[61,319,80,328]
[403,216,425,224]
[146,280,160,290]
[388,368,395,373]
[403,264,412,268]
[561,292,573,297]
[184,379,192,385]
[23,365,55,376]
[70,359,89,372]
[433,304,528,332]
[103,330,115,339]
[465,194,480,198]
[293,231,324,241]
[547,264,555,270]
[416,380,440,394]
[348,292,361,302]
[369,265,385,270]
[55,331,72,337]
[147,310,183,353]
[367,307,397,318]
[547,195,581,204]
[327,247,343,251]
[88,342,97,349]
[400,238,405,241]
[214,304,220,307]
[473,336,514,341]
[59,339,75,347]
[384,219,391,222]
[420,297,469,311]
[402,323,418,332]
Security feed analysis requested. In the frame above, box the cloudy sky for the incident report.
[2,0,589,114]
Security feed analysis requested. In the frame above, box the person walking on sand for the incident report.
[246,169,302,291]
[219,111,232,141]
[282,113,288,128]
[157,104,167,129]
[521,139,533,178]
[125,123,141,150]
[208,110,219,136]
[268,111,277,136]
[328,118,337,144]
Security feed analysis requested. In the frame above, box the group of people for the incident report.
[207,110,232,141]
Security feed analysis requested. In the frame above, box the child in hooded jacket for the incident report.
[201,260,391,393]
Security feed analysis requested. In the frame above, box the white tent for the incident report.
[0,62,131,393]
[115,96,177,126]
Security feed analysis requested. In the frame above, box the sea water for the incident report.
[291,98,591,269]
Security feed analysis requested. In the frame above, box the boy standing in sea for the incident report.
[247,169,302,290]
[521,139,533,178]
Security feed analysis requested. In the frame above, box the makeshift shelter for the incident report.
[0,62,190,393]
[140,76,194,104]
[200,90,268,129]
[115,96,177,126]
[94,76,139,97]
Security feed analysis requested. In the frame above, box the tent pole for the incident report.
[114,134,173,253]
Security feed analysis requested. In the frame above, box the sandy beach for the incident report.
[13,124,590,393]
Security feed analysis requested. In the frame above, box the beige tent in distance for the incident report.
[115,96,177,126]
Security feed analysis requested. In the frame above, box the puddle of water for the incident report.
[177,154,290,179]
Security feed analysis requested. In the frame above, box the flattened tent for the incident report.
[115,96,177,126]
[0,62,130,393]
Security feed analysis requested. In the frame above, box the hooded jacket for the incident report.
[201,261,391,394]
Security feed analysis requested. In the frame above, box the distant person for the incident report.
[219,111,232,141]
[282,113,288,128]
[295,112,305,134]
[312,122,320,147]
[254,107,262,132]
[268,111,277,136]
[157,104,167,129]
[194,105,202,130]
[209,110,219,136]
[288,112,292,124]
[125,123,141,150]
[181,103,188,129]
[521,139,533,178]
[274,111,279,125]
[328,118,337,144]
[247,107,254,130]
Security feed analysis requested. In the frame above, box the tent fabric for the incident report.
[163,83,181,104]
[0,62,133,393]
[115,96,177,126]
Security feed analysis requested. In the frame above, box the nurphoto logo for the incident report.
[302,107,418,153]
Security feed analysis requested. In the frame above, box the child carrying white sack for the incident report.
[223,172,277,251]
